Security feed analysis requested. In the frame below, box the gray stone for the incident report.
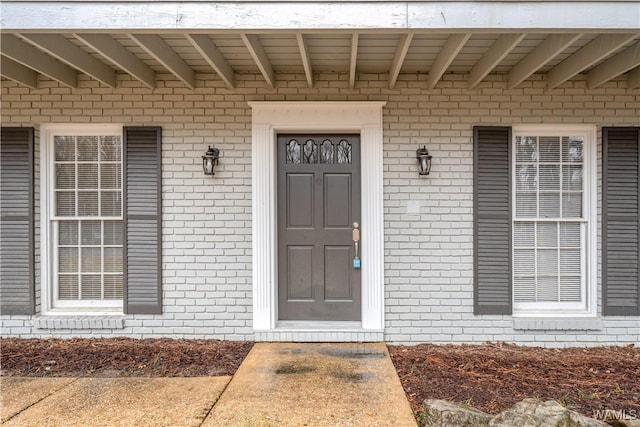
[422,399,492,427]
[489,398,611,427]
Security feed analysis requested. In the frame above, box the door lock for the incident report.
[352,222,361,269]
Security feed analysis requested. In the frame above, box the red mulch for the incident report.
[388,342,640,418]
[0,338,253,377]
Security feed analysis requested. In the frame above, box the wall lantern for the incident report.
[202,146,220,176]
[416,145,432,176]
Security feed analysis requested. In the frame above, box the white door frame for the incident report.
[249,101,386,335]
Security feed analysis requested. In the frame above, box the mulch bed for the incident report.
[388,342,640,418]
[0,338,253,377]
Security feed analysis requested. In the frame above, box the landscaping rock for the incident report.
[489,398,611,427]
[422,399,492,427]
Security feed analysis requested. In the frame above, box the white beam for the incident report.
[2,2,640,31]
[129,33,195,89]
[75,33,155,89]
[296,33,313,88]
[0,55,38,88]
[241,34,275,88]
[426,33,470,90]
[546,33,639,89]
[349,33,358,89]
[628,66,640,89]
[587,42,640,88]
[21,33,117,88]
[186,34,235,88]
[468,33,526,89]
[508,33,583,89]
[0,34,77,88]
[389,33,413,89]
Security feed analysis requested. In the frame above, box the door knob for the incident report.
[352,222,361,269]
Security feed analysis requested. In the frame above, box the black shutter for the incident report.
[0,127,35,315]
[473,126,512,315]
[603,127,640,316]
[123,127,162,314]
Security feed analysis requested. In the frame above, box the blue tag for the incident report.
[353,258,361,269]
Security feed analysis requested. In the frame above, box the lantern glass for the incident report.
[416,145,432,176]
[202,146,219,176]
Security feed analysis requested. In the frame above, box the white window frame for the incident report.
[511,124,597,318]
[40,124,124,315]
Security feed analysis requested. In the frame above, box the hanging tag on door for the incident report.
[353,258,361,269]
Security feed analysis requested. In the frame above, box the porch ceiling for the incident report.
[1,2,639,90]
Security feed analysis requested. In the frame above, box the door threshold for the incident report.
[255,321,384,342]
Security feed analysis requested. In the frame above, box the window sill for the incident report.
[513,318,602,331]
[32,315,125,330]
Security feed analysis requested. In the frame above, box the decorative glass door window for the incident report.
[286,137,352,164]
[50,131,123,309]
[513,130,592,314]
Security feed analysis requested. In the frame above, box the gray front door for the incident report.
[277,134,361,321]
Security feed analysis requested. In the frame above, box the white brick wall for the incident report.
[1,72,639,346]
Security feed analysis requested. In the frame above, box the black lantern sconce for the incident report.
[202,146,220,176]
[416,145,432,176]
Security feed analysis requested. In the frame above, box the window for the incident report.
[43,125,124,312]
[512,125,596,316]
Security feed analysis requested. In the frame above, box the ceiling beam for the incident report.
[129,33,195,89]
[426,33,470,90]
[75,33,155,89]
[241,34,275,88]
[546,33,639,89]
[0,34,77,88]
[628,66,640,89]
[0,55,38,88]
[389,33,413,89]
[296,33,313,88]
[186,34,235,88]
[349,33,358,89]
[508,33,583,89]
[21,33,117,88]
[587,42,640,88]
[468,33,526,89]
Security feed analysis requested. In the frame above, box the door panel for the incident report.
[278,134,361,321]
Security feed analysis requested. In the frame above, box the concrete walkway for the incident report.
[1,343,417,427]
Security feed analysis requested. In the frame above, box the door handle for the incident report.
[352,222,361,269]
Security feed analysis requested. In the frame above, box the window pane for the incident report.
[81,221,101,245]
[516,192,537,217]
[537,249,558,276]
[104,275,123,299]
[78,164,98,189]
[56,192,75,216]
[539,193,560,217]
[539,165,560,191]
[58,247,78,273]
[78,136,99,161]
[55,164,75,189]
[539,136,560,162]
[537,222,557,247]
[562,165,582,191]
[101,192,122,216]
[58,221,78,245]
[81,247,101,272]
[514,222,534,246]
[55,136,75,161]
[104,221,123,245]
[58,275,79,300]
[100,136,121,161]
[559,276,581,302]
[516,164,537,191]
[562,193,582,218]
[560,249,581,275]
[514,249,535,275]
[537,276,559,301]
[78,192,99,216]
[515,136,537,162]
[100,164,121,189]
[513,277,535,302]
[104,247,122,273]
[562,136,583,163]
[81,275,101,299]
[560,223,581,247]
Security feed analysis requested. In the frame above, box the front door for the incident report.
[277,134,361,321]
